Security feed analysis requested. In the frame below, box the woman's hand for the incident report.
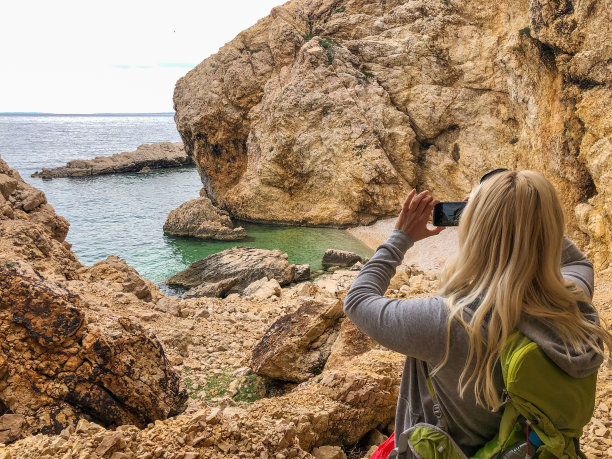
[395,189,445,242]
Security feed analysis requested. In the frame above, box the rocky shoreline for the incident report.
[1,155,610,458]
[31,142,191,178]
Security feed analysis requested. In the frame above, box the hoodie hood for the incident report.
[518,300,603,378]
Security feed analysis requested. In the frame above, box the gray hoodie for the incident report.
[343,230,602,456]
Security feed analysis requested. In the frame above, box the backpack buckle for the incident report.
[432,403,442,419]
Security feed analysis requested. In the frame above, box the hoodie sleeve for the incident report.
[561,237,594,299]
[343,230,448,363]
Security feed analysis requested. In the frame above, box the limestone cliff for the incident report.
[174,0,612,267]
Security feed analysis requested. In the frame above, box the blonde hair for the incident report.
[436,170,612,410]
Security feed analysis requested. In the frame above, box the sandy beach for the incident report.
[346,218,460,274]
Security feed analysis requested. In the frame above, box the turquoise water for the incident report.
[0,114,373,289]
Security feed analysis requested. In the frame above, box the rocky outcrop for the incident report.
[163,195,247,240]
[174,0,612,267]
[166,246,297,289]
[181,277,239,299]
[322,249,363,269]
[78,255,161,303]
[31,142,191,178]
[0,159,81,278]
[0,261,187,442]
[242,277,282,299]
[251,298,343,382]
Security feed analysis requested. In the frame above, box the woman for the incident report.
[343,170,611,457]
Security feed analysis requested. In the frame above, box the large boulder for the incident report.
[79,255,160,302]
[321,249,363,269]
[166,246,297,289]
[173,0,612,268]
[181,276,239,299]
[0,262,188,442]
[31,142,191,178]
[251,297,343,382]
[248,348,403,451]
[163,196,247,240]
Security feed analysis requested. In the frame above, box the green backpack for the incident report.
[393,331,597,459]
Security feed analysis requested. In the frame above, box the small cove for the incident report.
[0,114,373,291]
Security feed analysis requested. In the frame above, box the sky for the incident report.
[0,0,287,114]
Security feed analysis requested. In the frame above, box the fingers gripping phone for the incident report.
[433,202,467,226]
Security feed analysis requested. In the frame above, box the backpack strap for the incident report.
[422,361,449,431]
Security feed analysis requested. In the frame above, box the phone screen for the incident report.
[433,202,467,226]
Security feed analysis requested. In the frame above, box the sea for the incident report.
[0,114,372,292]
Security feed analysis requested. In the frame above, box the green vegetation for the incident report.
[519,27,531,38]
[183,367,265,404]
[332,6,346,14]
[318,37,340,49]
[303,33,315,41]
[269,146,274,152]
[509,137,519,144]
[233,374,265,403]
[322,107,330,116]
[4,262,17,269]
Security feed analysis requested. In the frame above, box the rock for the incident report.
[312,445,346,459]
[313,270,359,296]
[0,262,187,442]
[173,0,612,268]
[363,445,379,458]
[31,142,191,178]
[153,297,181,316]
[364,429,388,447]
[0,174,18,199]
[322,250,363,269]
[0,415,25,445]
[0,159,80,278]
[324,319,378,372]
[251,297,343,382]
[138,166,151,173]
[163,196,247,240]
[166,246,296,290]
[293,264,311,282]
[249,348,403,450]
[81,255,158,302]
[20,189,46,211]
[349,261,364,271]
[181,277,239,299]
[243,277,282,299]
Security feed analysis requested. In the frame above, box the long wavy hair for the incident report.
[436,170,611,410]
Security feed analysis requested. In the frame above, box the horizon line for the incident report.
[1,111,176,116]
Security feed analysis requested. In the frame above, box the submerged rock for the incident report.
[31,142,191,178]
[166,246,296,290]
[322,249,363,269]
[163,196,247,240]
[251,297,343,382]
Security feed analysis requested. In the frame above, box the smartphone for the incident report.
[433,202,467,226]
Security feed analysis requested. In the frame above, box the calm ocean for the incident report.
[0,114,372,291]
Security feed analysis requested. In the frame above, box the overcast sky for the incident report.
[0,0,287,113]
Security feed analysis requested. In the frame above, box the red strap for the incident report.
[369,432,395,459]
